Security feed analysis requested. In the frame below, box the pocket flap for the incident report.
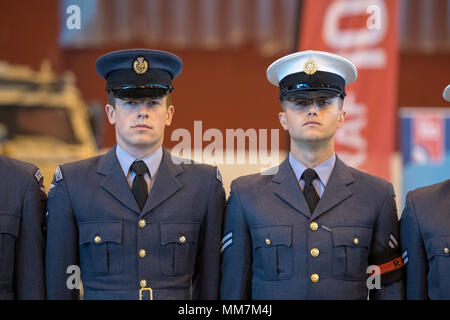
[79,220,123,245]
[332,225,372,248]
[251,225,293,250]
[424,234,450,259]
[160,222,200,245]
[0,214,20,237]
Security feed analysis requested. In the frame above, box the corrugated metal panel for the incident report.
[59,0,450,54]
[59,0,300,55]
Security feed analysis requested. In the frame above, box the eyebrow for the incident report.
[123,99,162,104]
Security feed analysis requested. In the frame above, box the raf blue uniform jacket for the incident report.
[0,155,46,300]
[400,179,450,300]
[220,156,404,300]
[45,146,225,300]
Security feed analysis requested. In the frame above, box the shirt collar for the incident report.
[288,152,336,187]
[115,144,163,178]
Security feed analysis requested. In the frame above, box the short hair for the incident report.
[107,92,172,108]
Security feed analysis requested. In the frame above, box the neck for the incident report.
[117,141,162,159]
[290,138,334,168]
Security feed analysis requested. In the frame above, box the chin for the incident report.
[294,134,326,143]
[135,140,159,147]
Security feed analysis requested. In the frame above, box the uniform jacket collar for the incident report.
[272,155,354,220]
[97,145,183,216]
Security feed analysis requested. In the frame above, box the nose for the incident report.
[137,104,149,119]
[306,103,319,116]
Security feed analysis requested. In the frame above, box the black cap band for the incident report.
[105,68,172,91]
[111,86,173,99]
[279,70,346,100]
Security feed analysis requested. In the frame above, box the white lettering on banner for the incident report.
[323,0,387,49]
[366,4,382,30]
[335,95,368,168]
[320,0,390,171]
[339,49,386,69]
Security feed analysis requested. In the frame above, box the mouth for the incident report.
[132,124,152,130]
[303,121,322,126]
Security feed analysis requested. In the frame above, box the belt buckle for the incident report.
[139,287,153,300]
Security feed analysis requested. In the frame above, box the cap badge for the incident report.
[133,57,148,75]
[304,59,317,75]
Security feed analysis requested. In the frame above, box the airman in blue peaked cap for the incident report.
[46,48,225,300]
[96,49,183,99]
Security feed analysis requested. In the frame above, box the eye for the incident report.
[295,100,312,108]
[125,100,138,106]
[146,100,162,107]
[316,99,330,107]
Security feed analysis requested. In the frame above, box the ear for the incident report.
[105,104,116,125]
[337,109,346,128]
[278,111,288,131]
[165,104,175,126]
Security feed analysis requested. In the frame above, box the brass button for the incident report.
[139,219,146,228]
[179,236,186,244]
[444,247,449,254]
[310,222,318,231]
[140,280,147,288]
[139,249,146,258]
[311,273,319,283]
[311,248,320,257]
[94,236,101,243]
[265,239,272,245]
[353,238,359,245]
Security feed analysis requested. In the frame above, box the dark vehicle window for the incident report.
[0,105,79,144]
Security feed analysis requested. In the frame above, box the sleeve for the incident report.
[14,169,46,299]
[45,167,80,300]
[219,181,252,300]
[369,183,405,300]
[192,167,226,299]
[400,191,428,300]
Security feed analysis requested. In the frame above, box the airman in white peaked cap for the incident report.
[266,50,357,100]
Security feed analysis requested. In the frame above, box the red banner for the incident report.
[299,0,399,180]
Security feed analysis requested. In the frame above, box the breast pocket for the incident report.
[79,220,123,275]
[0,214,20,280]
[250,225,293,281]
[159,222,200,276]
[424,234,450,290]
[332,225,372,280]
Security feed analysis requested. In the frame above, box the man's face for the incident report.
[105,96,174,151]
[278,95,345,144]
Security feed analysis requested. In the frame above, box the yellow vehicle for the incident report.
[0,60,98,190]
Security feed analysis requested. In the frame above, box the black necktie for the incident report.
[131,160,149,211]
[301,168,320,213]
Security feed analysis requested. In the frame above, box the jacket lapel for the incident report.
[97,146,141,215]
[141,148,183,217]
[310,156,354,221]
[272,158,311,219]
